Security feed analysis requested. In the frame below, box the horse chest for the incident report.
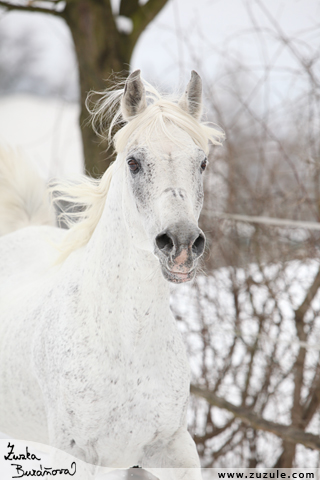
[91,344,190,464]
[98,349,190,450]
[38,302,190,457]
[68,324,189,425]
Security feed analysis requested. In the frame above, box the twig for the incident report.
[190,384,320,451]
[0,0,63,16]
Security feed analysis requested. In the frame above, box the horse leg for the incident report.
[143,427,202,480]
[46,417,99,479]
[48,443,98,480]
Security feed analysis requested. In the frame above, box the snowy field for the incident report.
[0,94,84,180]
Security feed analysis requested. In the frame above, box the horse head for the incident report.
[118,70,215,284]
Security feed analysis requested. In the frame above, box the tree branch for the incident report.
[295,266,320,323]
[117,0,169,73]
[0,1,63,17]
[254,0,320,91]
[130,0,168,40]
[302,366,320,426]
[119,0,139,18]
[190,385,320,451]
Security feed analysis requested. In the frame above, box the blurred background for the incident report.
[0,0,320,468]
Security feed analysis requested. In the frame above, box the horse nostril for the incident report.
[156,233,174,252]
[192,233,205,257]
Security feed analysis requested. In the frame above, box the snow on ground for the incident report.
[0,94,84,180]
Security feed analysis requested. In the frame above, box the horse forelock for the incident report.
[89,76,224,153]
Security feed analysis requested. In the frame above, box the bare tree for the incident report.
[0,0,169,176]
[172,258,320,466]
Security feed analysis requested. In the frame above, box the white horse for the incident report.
[0,70,223,479]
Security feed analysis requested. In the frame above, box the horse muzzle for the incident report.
[154,221,206,283]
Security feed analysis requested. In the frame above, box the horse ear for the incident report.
[121,70,147,121]
[178,70,202,120]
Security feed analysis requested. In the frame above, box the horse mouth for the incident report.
[161,265,195,283]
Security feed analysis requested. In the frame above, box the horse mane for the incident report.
[52,75,225,262]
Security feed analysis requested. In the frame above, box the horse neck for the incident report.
[79,162,170,324]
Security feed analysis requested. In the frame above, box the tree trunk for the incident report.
[0,0,169,176]
[64,1,132,176]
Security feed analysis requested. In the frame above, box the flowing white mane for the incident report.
[89,79,223,154]
[52,76,224,262]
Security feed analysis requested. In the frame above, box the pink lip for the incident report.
[161,265,195,283]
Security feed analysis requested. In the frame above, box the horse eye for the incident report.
[200,159,207,172]
[128,158,140,174]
